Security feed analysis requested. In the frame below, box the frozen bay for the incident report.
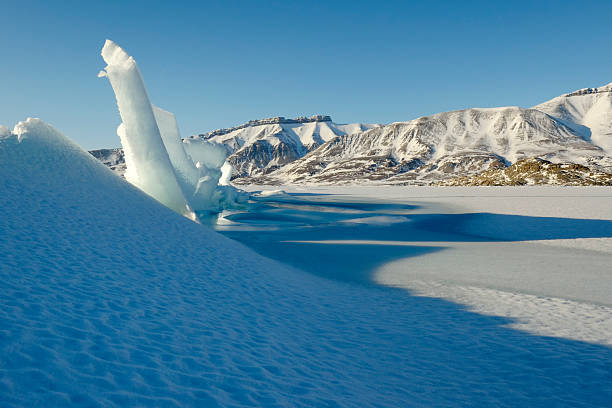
[219,186,612,345]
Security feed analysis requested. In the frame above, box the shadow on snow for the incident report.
[216,193,612,285]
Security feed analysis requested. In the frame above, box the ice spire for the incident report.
[99,39,195,218]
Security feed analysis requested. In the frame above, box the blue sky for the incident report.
[2,0,612,149]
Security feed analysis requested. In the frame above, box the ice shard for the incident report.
[219,161,233,186]
[152,106,200,195]
[154,107,231,211]
[99,39,195,218]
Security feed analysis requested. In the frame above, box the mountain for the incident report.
[239,84,612,185]
[90,115,377,180]
[195,115,379,178]
[91,82,612,185]
[534,82,612,153]
[247,105,611,185]
[89,147,126,177]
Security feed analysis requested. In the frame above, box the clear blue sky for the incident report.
[2,0,612,149]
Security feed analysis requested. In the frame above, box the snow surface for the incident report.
[3,120,612,406]
[535,82,612,153]
[236,185,612,346]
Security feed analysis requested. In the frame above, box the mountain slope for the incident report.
[198,115,379,177]
[533,82,612,153]
[438,158,612,186]
[89,147,126,177]
[249,105,611,184]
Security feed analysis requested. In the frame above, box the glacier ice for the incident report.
[99,39,243,217]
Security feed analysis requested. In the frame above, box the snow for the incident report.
[237,185,612,346]
[3,120,612,406]
[535,81,612,153]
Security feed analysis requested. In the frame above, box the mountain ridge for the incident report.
[91,82,612,185]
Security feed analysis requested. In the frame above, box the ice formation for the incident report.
[219,161,233,185]
[99,39,242,217]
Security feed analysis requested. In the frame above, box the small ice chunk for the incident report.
[219,161,233,186]
[153,106,201,196]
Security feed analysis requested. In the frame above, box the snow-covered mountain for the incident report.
[194,115,379,178]
[92,82,612,185]
[534,82,612,153]
[242,84,612,185]
[89,147,126,176]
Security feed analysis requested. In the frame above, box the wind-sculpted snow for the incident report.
[99,39,242,215]
[3,120,612,406]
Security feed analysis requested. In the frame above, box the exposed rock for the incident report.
[438,158,612,186]
[89,148,126,177]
